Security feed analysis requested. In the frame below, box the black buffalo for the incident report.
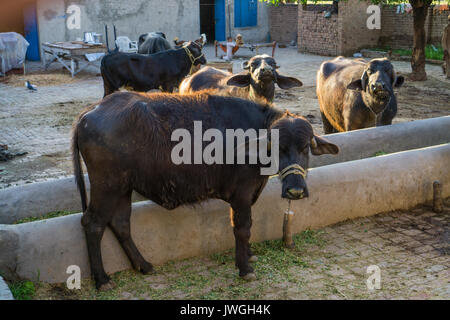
[100,41,206,97]
[138,32,172,54]
[72,91,339,290]
[317,57,404,133]
[179,54,303,102]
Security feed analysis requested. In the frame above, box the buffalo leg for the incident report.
[81,209,111,290]
[230,204,255,280]
[320,111,337,134]
[108,195,155,274]
[101,74,117,97]
[161,83,174,93]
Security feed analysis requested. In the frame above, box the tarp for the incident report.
[0,32,29,74]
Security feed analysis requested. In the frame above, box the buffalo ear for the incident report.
[226,74,251,87]
[276,73,303,89]
[310,135,339,156]
[394,75,404,88]
[347,79,363,91]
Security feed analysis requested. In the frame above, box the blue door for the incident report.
[235,0,257,28]
[23,3,40,61]
[215,0,226,41]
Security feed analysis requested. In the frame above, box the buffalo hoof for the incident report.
[98,280,116,291]
[140,262,156,275]
[241,273,256,281]
[248,255,258,263]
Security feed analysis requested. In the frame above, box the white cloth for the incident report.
[226,41,236,60]
[0,32,29,73]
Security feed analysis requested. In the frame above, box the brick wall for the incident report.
[298,6,339,56]
[269,4,298,44]
[294,0,449,56]
[380,6,450,49]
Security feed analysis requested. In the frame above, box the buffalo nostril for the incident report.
[287,188,304,198]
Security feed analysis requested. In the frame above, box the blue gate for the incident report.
[235,0,257,28]
[23,3,40,61]
[215,0,226,41]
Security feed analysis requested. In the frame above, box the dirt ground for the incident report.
[9,199,444,300]
[0,46,449,188]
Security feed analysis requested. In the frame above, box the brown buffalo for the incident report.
[317,57,404,133]
[179,54,303,102]
[72,91,338,290]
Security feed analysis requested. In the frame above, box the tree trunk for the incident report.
[410,1,429,81]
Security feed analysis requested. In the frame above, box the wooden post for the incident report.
[433,180,443,213]
[283,204,295,248]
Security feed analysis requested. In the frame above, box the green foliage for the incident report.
[9,281,36,300]
[371,45,444,60]
[373,151,387,157]
[14,210,77,224]
[392,45,444,61]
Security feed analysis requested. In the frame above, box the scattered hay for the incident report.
[0,69,100,87]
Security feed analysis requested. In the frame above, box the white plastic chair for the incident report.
[115,36,138,53]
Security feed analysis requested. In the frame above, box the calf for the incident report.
[317,57,404,133]
[138,32,172,54]
[179,54,303,102]
[100,41,206,97]
[72,91,338,290]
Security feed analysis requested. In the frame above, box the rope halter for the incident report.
[183,43,205,74]
[278,163,307,182]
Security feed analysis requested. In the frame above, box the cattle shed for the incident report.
[0,0,270,62]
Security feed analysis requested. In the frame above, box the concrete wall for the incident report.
[1,143,448,283]
[1,116,449,224]
[36,0,200,53]
[226,0,270,42]
[35,0,270,60]
[269,4,298,44]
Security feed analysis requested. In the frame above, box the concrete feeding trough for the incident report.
[0,117,449,284]
[1,116,449,225]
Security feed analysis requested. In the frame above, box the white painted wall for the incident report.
[36,0,200,52]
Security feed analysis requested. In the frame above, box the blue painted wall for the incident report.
[235,0,257,28]
[215,0,226,41]
[23,2,40,61]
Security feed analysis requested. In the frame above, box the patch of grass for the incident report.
[371,45,444,61]
[14,210,77,224]
[373,151,387,157]
[32,229,325,300]
[9,280,36,300]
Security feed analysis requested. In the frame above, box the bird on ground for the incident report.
[25,81,37,92]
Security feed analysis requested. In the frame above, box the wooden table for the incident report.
[41,41,107,77]
[215,41,277,58]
